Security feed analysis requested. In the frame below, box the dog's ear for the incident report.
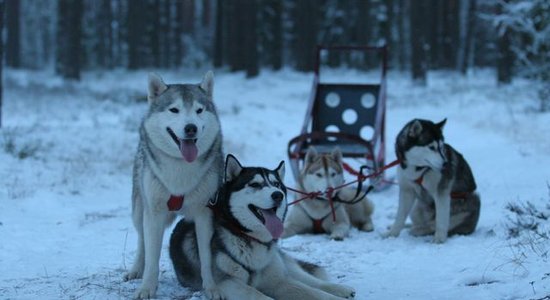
[331,147,343,165]
[225,154,242,182]
[148,73,168,104]
[305,147,318,165]
[408,120,423,138]
[275,160,285,180]
[200,70,214,100]
[436,118,447,131]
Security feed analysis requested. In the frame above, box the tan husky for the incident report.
[283,147,374,240]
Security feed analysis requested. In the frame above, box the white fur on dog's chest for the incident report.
[219,230,275,271]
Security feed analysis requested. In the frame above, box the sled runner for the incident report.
[288,45,389,191]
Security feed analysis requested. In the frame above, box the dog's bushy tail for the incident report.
[169,218,203,291]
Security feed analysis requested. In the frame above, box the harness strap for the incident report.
[312,219,326,234]
[414,170,471,200]
[167,195,184,211]
[297,203,334,234]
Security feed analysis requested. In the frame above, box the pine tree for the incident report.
[5,0,20,68]
[0,0,4,127]
[410,0,428,85]
[56,0,83,80]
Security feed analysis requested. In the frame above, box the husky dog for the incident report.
[123,72,224,299]
[384,119,481,243]
[282,147,374,240]
[170,155,356,300]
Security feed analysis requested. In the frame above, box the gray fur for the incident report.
[385,118,481,243]
[124,72,225,299]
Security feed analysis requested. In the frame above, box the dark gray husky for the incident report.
[384,119,480,243]
[170,155,356,300]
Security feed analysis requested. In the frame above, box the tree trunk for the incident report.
[127,0,147,69]
[228,0,246,72]
[56,0,83,80]
[260,0,282,70]
[410,0,428,85]
[293,0,318,72]
[244,0,259,78]
[497,0,513,84]
[0,0,4,127]
[5,0,20,68]
[97,0,113,68]
[396,0,409,71]
[459,0,476,74]
[213,0,224,67]
[172,0,184,67]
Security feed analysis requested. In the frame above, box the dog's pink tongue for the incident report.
[261,209,284,239]
[179,139,198,163]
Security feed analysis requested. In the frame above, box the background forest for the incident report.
[0,0,548,88]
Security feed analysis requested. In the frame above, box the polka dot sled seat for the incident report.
[288,45,389,190]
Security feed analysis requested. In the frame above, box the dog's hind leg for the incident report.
[449,193,481,235]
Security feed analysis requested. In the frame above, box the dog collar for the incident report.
[167,195,184,211]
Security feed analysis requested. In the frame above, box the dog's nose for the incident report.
[184,124,197,137]
[271,191,284,205]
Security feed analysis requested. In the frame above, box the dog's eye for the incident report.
[315,173,323,178]
[196,108,204,114]
[428,145,436,151]
[330,172,336,177]
[249,182,262,188]
[169,108,179,113]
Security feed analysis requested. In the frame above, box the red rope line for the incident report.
[286,159,401,216]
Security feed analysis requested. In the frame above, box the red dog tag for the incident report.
[167,195,184,211]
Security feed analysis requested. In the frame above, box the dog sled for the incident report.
[287,45,390,197]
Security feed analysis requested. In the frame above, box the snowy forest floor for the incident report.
[0,68,549,300]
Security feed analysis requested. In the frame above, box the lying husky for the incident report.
[283,147,374,240]
[170,155,356,300]
[124,72,224,299]
[385,119,481,243]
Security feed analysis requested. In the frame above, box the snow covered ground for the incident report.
[0,68,549,300]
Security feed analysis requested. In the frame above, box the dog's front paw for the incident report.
[360,222,374,232]
[133,285,157,299]
[432,232,448,244]
[203,286,223,300]
[330,233,345,241]
[322,283,356,299]
[381,229,399,239]
[123,270,142,281]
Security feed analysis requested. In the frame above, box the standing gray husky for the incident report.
[384,119,480,243]
[123,72,224,299]
[170,155,356,300]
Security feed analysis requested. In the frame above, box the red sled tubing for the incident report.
[287,44,390,191]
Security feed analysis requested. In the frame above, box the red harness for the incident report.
[312,218,326,234]
[167,195,184,211]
